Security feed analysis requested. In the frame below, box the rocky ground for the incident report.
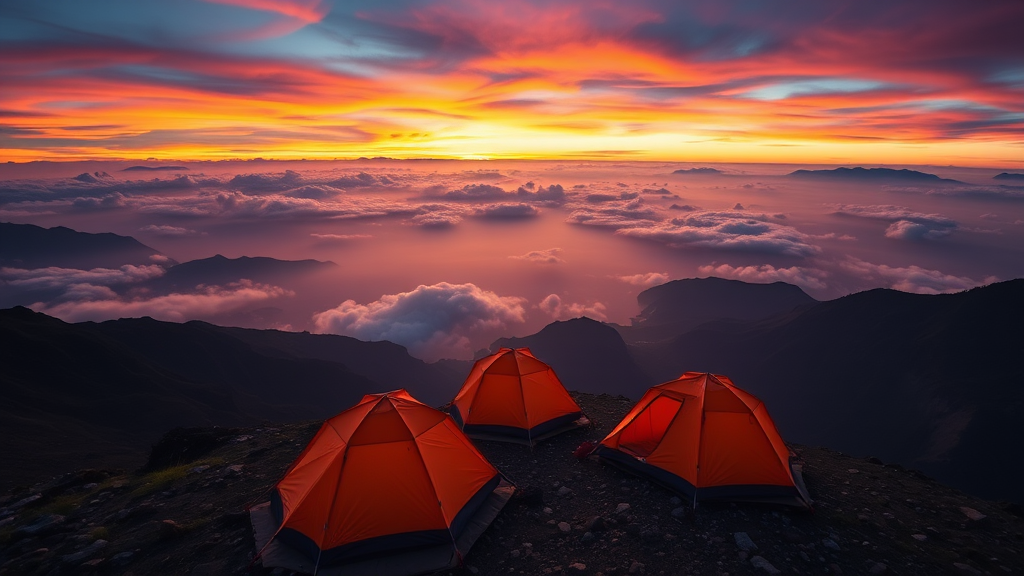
[1,393,1022,576]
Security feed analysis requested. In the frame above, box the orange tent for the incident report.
[449,347,587,445]
[595,372,811,508]
[250,390,513,575]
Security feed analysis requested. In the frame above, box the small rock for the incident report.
[959,507,987,522]
[670,507,686,519]
[828,563,843,575]
[569,562,587,572]
[734,532,758,551]
[628,560,644,574]
[224,465,244,477]
[738,551,749,561]
[848,468,859,474]
[558,486,572,497]
[952,563,982,575]
[232,435,253,443]
[159,519,186,539]
[585,516,606,532]
[61,539,107,564]
[821,538,841,551]
[189,465,210,474]
[581,531,595,543]
[110,551,135,566]
[750,555,781,575]
[10,493,43,510]
[18,514,66,536]
[615,503,631,515]
[510,549,521,558]
[669,496,682,506]
[558,522,571,533]
[911,534,927,541]
[868,562,887,574]
[468,567,479,575]
[81,483,98,490]
[543,507,553,515]
[782,530,803,544]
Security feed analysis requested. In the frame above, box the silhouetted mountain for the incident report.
[492,317,653,398]
[788,167,962,183]
[631,280,1024,502]
[121,165,189,171]
[672,167,722,175]
[0,307,467,489]
[993,172,1024,181]
[0,222,172,269]
[145,255,336,292]
[619,277,816,343]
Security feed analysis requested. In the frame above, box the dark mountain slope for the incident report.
[636,280,1024,501]
[144,255,336,292]
[493,317,653,398]
[619,277,816,343]
[0,222,172,269]
[0,307,468,489]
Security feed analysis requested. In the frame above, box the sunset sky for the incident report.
[2,0,1023,165]
[2,2,1023,360]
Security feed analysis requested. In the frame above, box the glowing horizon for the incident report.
[2,1,1023,166]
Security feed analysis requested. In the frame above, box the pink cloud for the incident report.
[32,280,292,323]
[538,294,608,321]
[697,263,828,291]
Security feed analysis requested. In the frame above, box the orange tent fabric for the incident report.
[267,390,503,568]
[449,347,583,444]
[595,372,811,508]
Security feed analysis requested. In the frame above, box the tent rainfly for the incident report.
[449,347,588,445]
[594,372,812,509]
[249,390,513,576]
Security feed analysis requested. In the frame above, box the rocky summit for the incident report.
[1,393,1021,576]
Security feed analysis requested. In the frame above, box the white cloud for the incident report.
[696,263,828,290]
[472,203,540,219]
[839,258,996,294]
[139,224,202,236]
[310,233,372,241]
[1,264,167,290]
[832,204,957,241]
[615,272,670,288]
[538,294,608,321]
[312,282,527,360]
[510,248,564,264]
[32,280,292,322]
[565,198,661,228]
[617,211,820,257]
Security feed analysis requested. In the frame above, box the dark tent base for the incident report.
[464,416,590,446]
[250,480,514,576]
[594,446,813,509]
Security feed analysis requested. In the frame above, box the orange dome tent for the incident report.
[449,347,588,445]
[595,372,811,508]
[249,390,514,575]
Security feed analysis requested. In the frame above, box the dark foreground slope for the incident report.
[0,308,468,489]
[1,394,1021,576]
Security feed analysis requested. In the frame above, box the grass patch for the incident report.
[39,493,86,516]
[131,464,190,497]
[130,457,227,497]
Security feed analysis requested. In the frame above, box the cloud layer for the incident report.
[312,282,528,360]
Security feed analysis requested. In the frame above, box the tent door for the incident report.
[618,396,683,459]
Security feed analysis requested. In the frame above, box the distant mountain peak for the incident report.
[788,167,961,183]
